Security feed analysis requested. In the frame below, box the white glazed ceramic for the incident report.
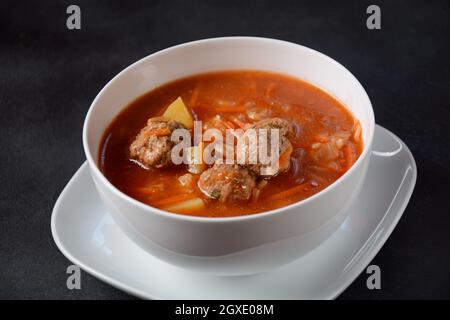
[53,125,416,299]
[83,37,375,275]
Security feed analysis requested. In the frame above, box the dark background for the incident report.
[1,0,449,299]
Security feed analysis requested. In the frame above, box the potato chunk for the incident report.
[163,97,194,129]
[163,197,205,213]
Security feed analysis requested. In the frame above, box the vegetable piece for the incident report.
[310,141,340,162]
[268,182,311,201]
[277,143,293,172]
[178,173,194,187]
[215,99,235,107]
[144,127,172,137]
[343,144,354,171]
[223,120,236,129]
[229,116,247,128]
[314,134,329,143]
[163,97,194,129]
[162,197,205,213]
[186,142,206,174]
[257,179,269,190]
[134,184,165,195]
[251,188,261,202]
[189,87,200,106]
[214,105,246,113]
[310,163,340,174]
[353,120,362,142]
[246,103,273,121]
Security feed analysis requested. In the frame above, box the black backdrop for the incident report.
[1,0,449,299]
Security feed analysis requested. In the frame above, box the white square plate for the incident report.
[51,125,416,299]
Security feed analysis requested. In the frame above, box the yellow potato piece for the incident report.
[164,197,205,213]
[163,97,194,129]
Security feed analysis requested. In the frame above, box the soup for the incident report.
[99,70,363,217]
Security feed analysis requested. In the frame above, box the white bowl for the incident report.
[83,37,375,276]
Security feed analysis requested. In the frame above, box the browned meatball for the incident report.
[248,117,294,140]
[129,117,185,168]
[243,118,294,176]
[197,164,256,202]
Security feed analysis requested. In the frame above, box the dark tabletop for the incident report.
[1,0,449,300]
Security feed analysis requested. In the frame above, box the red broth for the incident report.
[99,70,363,217]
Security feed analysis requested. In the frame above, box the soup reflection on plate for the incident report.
[99,70,363,217]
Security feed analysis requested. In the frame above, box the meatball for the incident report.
[243,118,295,176]
[249,117,294,140]
[129,117,185,168]
[197,164,256,202]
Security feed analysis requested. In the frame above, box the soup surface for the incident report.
[99,70,363,217]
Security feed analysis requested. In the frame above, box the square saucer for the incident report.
[51,125,416,299]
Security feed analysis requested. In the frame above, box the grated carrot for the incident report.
[229,117,247,128]
[251,189,261,203]
[311,164,340,174]
[214,106,246,113]
[343,144,354,171]
[315,134,329,143]
[189,87,200,106]
[223,120,236,129]
[134,185,164,194]
[145,128,171,137]
[268,182,311,201]
[278,144,293,171]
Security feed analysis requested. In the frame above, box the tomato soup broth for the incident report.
[99,71,363,217]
